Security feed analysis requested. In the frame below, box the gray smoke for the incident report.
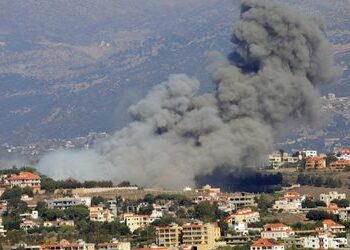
[38,0,340,189]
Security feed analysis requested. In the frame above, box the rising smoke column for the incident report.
[38,0,340,189]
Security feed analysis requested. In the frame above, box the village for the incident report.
[0,148,349,250]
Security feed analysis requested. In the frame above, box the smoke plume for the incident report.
[38,0,340,189]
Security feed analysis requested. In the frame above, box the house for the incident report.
[329,160,350,170]
[182,222,221,250]
[43,219,75,228]
[156,224,182,248]
[20,219,40,230]
[41,239,95,250]
[320,191,346,206]
[224,208,260,228]
[123,213,150,232]
[5,172,41,191]
[322,219,345,233]
[261,224,295,240]
[324,203,341,215]
[89,206,114,223]
[273,192,305,213]
[250,238,284,250]
[97,239,130,250]
[305,157,326,170]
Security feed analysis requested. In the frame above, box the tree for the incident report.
[326,153,338,166]
[143,194,155,204]
[139,204,153,215]
[194,201,217,222]
[256,193,273,211]
[306,210,337,221]
[91,196,107,206]
[65,205,89,221]
[332,199,350,208]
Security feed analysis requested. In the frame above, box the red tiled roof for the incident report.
[8,172,40,181]
[323,219,344,228]
[264,223,288,228]
[252,238,282,247]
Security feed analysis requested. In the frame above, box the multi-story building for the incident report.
[155,224,181,247]
[123,213,150,232]
[228,193,257,208]
[250,238,284,250]
[301,234,347,249]
[224,208,260,228]
[97,239,130,250]
[41,239,95,250]
[273,192,305,213]
[5,172,41,191]
[329,160,350,170]
[320,192,346,206]
[89,206,114,223]
[268,152,298,169]
[305,157,326,170]
[182,222,221,250]
[46,197,91,210]
[261,224,295,240]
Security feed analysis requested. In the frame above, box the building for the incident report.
[89,206,114,222]
[97,239,130,250]
[11,243,41,250]
[182,222,221,250]
[228,192,257,208]
[268,152,298,169]
[250,238,285,250]
[155,224,181,248]
[224,208,260,228]
[41,239,95,250]
[261,224,295,240]
[303,150,318,158]
[46,197,91,210]
[0,217,7,237]
[329,160,350,170]
[301,234,347,249]
[43,219,75,227]
[320,191,346,206]
[272,192,305,213]
[123,213,150,232]
[322,219,345,233]
[305,157,326,170]
[6,172,41,191]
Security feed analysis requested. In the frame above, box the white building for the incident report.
[273,192,305,213]
[303,150,318,158]
[251,238,284,250]
[302,234,347,249]
[224,208,260,229]
[320,192,346,206]
[261,224,295,240]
